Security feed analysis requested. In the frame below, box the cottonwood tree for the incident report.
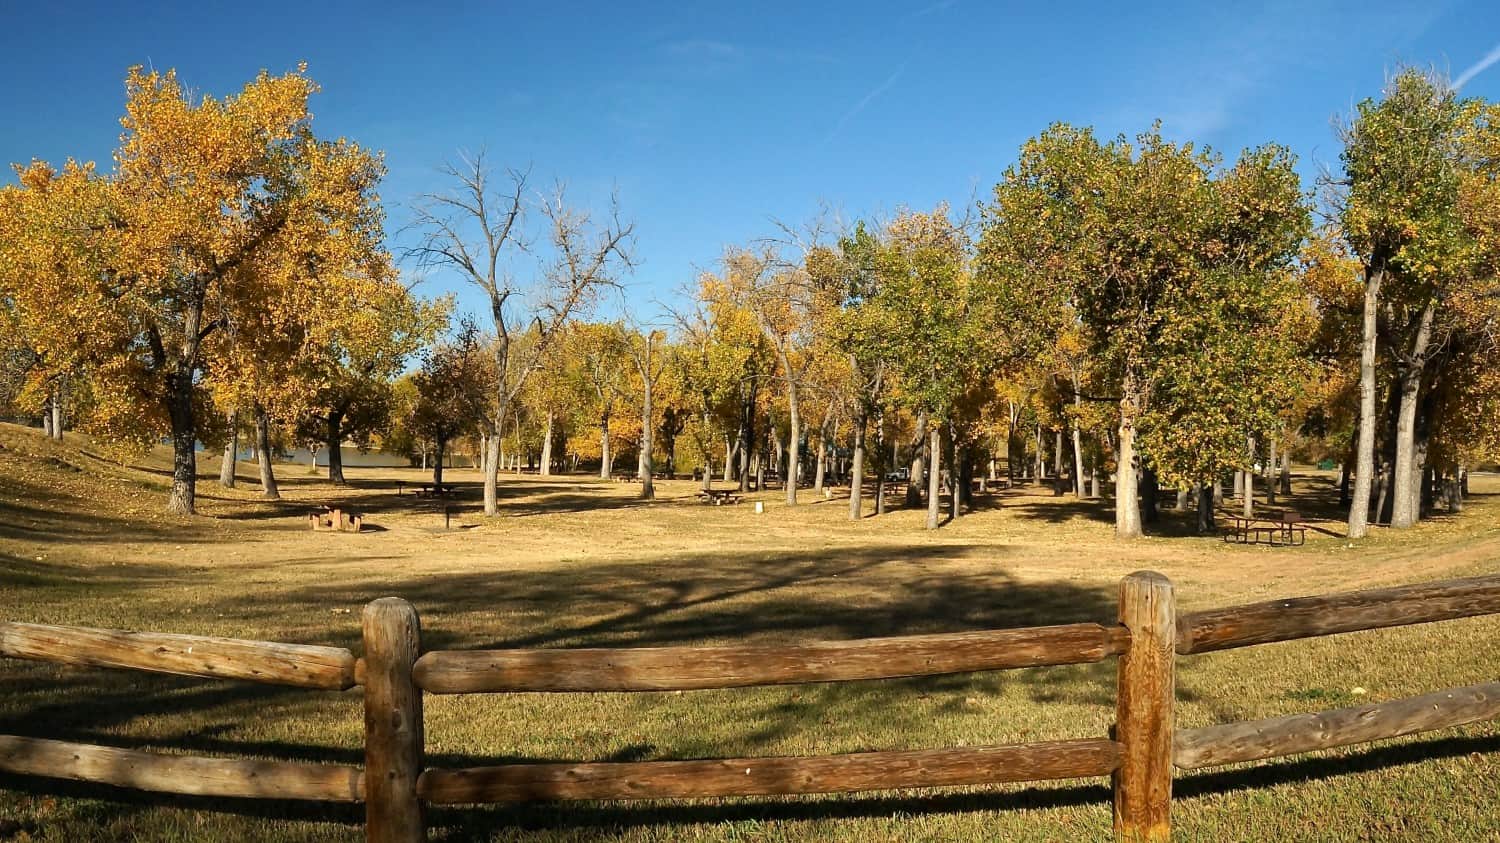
[0,66,389,514]
[875,206,989,529]
[1334,69,1471,534]
[297,282,445,484]
[807,224,894,520]
[984,124,1310,537]
[619,323,670,499]
[411,321,491,487]
[410,155,633,515]
[725,244,822,505]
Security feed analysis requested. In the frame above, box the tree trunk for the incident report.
[906,412,927,507]
[50,386,63,440]
[1115,399,1142,538]
[1279,450,1292,496]
[949,432,961,522]
[1071,388,1086,500]
[166,371,198,515]
[41,395,54,437]
[483,403,505,516]
[813,432,827,493]
[722,434,734,485]
[1391,303,1435,529]
[1233,470,1243,500]
[219,411,239,487]
[254,403,279,501]
[737,399,753,493]
[1196,484,1215,533]
[785,381,800,505]
[598,415,612,478]
[875,415,889,516]
[1242,436,1255,519]
[1140,465,1159,524]
[1265,437,1278,505]
[1053,429,1065,496]
[848,415,866,521]
[434,436,446,487]
[540,410,555,477]
[926,424,942,530]
[1347,266,1383,538]
[639,376,655,500]
[327,410,346,485]
[1175,487,1189,512]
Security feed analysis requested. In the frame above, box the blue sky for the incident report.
[3,0,1500,319]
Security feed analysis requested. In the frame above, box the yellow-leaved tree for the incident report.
[0,64,392,514]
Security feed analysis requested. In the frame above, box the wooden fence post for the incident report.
[1114,571,1174,843]
[363,598,424,843]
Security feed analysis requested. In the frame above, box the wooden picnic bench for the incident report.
[1224,510,1306,546]
[696,489,743,506]
[309,507,363,533]
[413,483,456,498]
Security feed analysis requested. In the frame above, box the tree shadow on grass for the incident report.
[4,732,1496,839]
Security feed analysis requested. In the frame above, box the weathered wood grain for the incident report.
[413,623,1123,694]
[1113,571,1175,843]
[362,598,424,843]
[0,735,362,801]
[0,622,358,690]
[1174,680,1500,770]
[416,739,1121,804]
[1177,574,1500,654]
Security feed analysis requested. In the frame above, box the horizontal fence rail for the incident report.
[1174,680,1500,770]
[2,570,1499,841]
[0,621,359,690]
[1176,573,1500,654]
[0,735,364,802]
[413,622,1129,693]
[418,739,1122,804]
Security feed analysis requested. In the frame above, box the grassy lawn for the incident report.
[2,422,1498,841]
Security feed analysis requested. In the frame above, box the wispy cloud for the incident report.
[663,39,743,61]
[1453,40,1500,90]
[824,61,909,145]
[909,0,959,19]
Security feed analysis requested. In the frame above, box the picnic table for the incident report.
[697,489,743,506]
[309,506,363,533]
[413,482,457,498]
[1224,510,1306,546]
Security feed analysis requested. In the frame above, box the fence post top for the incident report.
[1122,571,1172,588]
[363,598,418,620]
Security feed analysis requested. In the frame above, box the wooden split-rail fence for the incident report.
[3,571,1500,841]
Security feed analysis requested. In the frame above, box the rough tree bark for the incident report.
[926,424,942,530]
[540,410,554,477]
[326,409,346,486]
[638,372,654,501]
[49,385,63,440]
[1347,265,1383,538]
[848,415,866,521]
[1242,436,1255,519]
[254,403,279,501]
[906,412,927,507]
[1115,395,1143,538]
[1265,438,1277,505]
[165,369,199,515]
[219,410,239,487]
[1390,303,1435,529]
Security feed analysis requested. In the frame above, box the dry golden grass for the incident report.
[1,422,1498,841]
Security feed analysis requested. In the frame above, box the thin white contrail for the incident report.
[1453,41,1500,90]
[825,61,909,144]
